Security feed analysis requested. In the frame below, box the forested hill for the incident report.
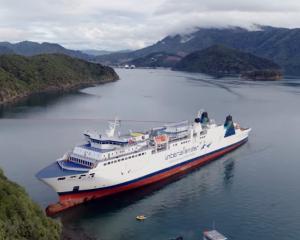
[173,45,281,76]
[96,26,300,74]
[0,54,119,104]
[0,168,61,239]
[0,41,90,60]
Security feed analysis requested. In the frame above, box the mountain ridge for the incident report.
[96,26,300,74]
[0,41,92,60]
[173,44,281,79]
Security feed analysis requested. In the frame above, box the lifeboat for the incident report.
[136,215,147,221]
[154,134,169,145]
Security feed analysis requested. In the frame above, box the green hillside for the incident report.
[97,26,300,75]
[128,52,182,68]
[0,168,61,240]
[173,45,281,77]
[0,54,119,104]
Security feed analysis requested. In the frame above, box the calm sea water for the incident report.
[1,69,300,240]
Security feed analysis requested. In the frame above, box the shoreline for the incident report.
[0,77,118,106]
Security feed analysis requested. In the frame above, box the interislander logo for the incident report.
[201,142,212,149]
[166,146,198,160]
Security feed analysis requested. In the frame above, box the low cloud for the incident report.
[0,0,299,50]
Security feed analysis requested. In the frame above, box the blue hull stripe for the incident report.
[59,137,248,195]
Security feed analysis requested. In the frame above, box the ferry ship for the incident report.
[37,111,251,215]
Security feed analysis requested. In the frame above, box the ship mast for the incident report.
[106,117,120,138]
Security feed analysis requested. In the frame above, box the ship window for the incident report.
[70,176,76,178]
[58,177,65,181]
[114,160,117,163]
[90,173,95,177]
[80,175,86,177]
[73,186,79,192]
[104,163,106,166]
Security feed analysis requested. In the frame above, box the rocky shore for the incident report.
[241,69,282,81]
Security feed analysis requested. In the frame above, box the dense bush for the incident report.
[173,44,281,75]
[0,54,118,103]
[0,168,61,240]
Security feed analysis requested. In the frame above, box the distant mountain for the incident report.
[0,41,91,60]
[174,45,281,77]
[82,49,131,56]
[96,26,300,74]
[127,52,182,68]
[0,46,14,55]
[82,49,114,56]
[0,54,119,104]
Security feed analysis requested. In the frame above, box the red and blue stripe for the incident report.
[58,137,248,203]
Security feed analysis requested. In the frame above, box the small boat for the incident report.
[203,230,227,240]
[154,134,169,144]
[136,215,147,221]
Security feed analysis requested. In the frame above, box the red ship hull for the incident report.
[46,138,248,216]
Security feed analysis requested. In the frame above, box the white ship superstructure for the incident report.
[37,111,251,215]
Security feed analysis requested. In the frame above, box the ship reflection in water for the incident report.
[223,159,235,185]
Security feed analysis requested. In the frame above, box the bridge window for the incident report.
[58,177,65,181]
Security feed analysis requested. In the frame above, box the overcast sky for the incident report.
[0,0,299,50]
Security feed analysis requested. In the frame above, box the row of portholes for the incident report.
[57,173,95,181]
[103,152,146,166]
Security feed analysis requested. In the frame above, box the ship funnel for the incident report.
[224,115,235,137]
[200,111,209,124]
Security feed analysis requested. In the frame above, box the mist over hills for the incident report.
[1,26,300,74]
[96,26,300,74]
